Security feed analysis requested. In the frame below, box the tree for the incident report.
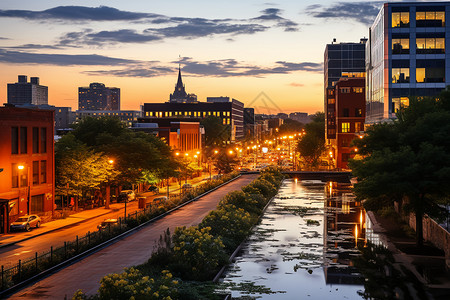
[278,118,304,135]
[214,149,238,174]
[200,116,230,146]
[296,112,325,169]
[349,96,450,247]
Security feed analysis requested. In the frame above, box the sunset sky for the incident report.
[0,1,386,114]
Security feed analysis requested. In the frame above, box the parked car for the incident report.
[182,183,193,190]
[97,218,118,230]
[118,190,136,202]
[150,196,168,206]
[10,215,41,231]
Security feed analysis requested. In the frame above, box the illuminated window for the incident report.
[328,97,335,104]
[352,87,363,93]
[355,108,362,117]
[392,68,410,83]
[416,11,445,27]
[355,122,362,132]
[227,118,230,125]
[392,12,410,28]
[223,118,226,125]
[340,87,350,93]
[342,122,350,133]
[392,38,410,54]
[416,68,445,83]
[327,89,334,95]
[416,37,445,54]
[392,97,410,112]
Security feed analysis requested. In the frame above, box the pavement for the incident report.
[0,172,215,250]
[7,173,258,299]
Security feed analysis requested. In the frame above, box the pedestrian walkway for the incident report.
[0,172,214,249]
[8,174,258,299]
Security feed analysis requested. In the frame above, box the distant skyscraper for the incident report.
[7,75,48,106]
[78,83,120,111]
[169,67,197,103]
[366,1,450,124]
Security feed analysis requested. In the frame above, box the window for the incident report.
[416,11,445,27]
[11,127,18,154]
[392,12,410,28]
[343,108,349,117]
[416,68,445,83]
[353,87,363,93]
[11,163,19,188]
[392,68,410,83]
[31,194,44,214]
[392,38,410,54]
[416,37,445,54]
[355,108,362,117]
[33,161,39,185]
[342,122,350,133]
[392,97,410,112]
[40,160,47,184]
[40,127,47,153]
[327,89,334,95]
[340,87,350,93]
[32,127,39,153]
[355,122,362,132]
[327,97,335,104]
[20,127,27,154]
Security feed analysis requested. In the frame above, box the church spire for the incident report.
[176,64,184,89]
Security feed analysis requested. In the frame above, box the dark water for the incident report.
[220,179,371,299]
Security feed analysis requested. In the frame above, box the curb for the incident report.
[0,174,243,298]
[0,209,115,249]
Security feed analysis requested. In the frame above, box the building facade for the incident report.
[76,110,141,127]
[7,75,48,106]
[78,83,120,111]
[366,2,450,124]
[324,39,366,142]
[328,78,365,169]
[0,107,55,233]
[142,99,245,141]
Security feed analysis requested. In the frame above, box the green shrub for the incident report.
[218,190,261,216]
[244,178,277,199]
[72,269,178,300]
[170,226,226,281]
[200,204,255,252]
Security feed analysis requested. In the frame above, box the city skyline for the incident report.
[0,1,402,113]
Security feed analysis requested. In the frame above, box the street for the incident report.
[7,174,258,299]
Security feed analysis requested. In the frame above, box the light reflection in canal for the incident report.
[219,179,369,299]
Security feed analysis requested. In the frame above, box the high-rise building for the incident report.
[7,75,48,106]
[366,2,450,124]
[169,67,197,103]
[78,83,120,111]
[324,39,366,142]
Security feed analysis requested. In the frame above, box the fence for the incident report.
[0,172,236,293]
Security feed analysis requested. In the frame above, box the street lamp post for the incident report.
[18,164,31,215]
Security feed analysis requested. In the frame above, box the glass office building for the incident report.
[366,2,450,124]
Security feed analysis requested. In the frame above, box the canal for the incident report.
[219,178,374,299]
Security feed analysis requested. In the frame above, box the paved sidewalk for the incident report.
[0,172,215,249]
[8,174,257,299]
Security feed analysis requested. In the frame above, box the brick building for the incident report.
[0,106,55,233]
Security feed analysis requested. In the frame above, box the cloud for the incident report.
[59,29,161,46]
[86,57,322,78]
[0,49,140,66]
[305,1,383,25]
[253,7,299,31]
[6,44,65,50]
[0,37,9,40]
[0,6,159,22]
[289,83,305,87]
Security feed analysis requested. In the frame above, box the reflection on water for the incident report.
[220,179,368,299]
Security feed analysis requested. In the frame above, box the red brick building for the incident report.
[326,78,365,169]
[0,106,55,233]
